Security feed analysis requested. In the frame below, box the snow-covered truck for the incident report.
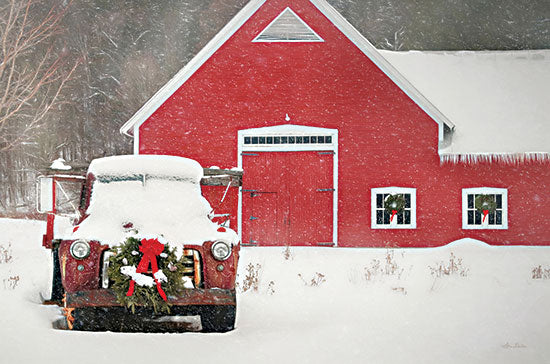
[37,155,241,332]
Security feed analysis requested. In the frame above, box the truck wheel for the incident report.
[200,305,236,333]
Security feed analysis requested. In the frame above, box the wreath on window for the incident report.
[108,236,187,314]
[384,194,406,222]
[474,194,497,223]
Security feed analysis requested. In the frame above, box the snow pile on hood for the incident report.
[88,154,204,182]
[72,155,237,247]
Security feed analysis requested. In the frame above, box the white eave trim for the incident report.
[120,0,454,143]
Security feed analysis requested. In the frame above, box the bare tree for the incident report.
[0,0,78,152]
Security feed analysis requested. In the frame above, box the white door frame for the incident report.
[237,124,338,246]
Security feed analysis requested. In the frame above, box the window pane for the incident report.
[468,211,474,225]
[281,136,288,144]
[274,137,280,144]
[296,136,303,144]
[317,136,324,143]
[376,210,383,224]
[259,137,265,144]
[376,194,383,208]
[244,137,251,144]
[383,210,390,224]
[404,194,411,208]
[488,211,495,224]
[397,211,404,224]
[496,194,502,208]
[467,194,474,209]
[267,136,273,144]
[303,136,310,143]
[475,210,482,224]
[404,210,411,225]
[325,136,332,143]
[289,136,295,143]
[311,136,317,143]
[252,137,258,144]
[496,210,502,225]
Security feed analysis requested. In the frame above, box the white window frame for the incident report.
[371,187,417,229]
[462,187,508,230]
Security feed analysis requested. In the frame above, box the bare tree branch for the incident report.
[0,0,78,152]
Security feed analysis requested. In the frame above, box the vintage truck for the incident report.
[37,155,242,332]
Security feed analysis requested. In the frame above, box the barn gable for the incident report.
[119,0,453,147]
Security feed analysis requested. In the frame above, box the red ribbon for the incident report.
[482,209,489,223]
[390,210,398,222]
[126,238,167,301]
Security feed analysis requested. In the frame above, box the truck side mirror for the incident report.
[37,176,54,213]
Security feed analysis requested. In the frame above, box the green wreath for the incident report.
[474,194,497,214]
[108,236,188,314]
[384,194,406,214]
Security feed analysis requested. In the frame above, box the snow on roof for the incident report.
[380,49,550,162]
[89,155,204,183]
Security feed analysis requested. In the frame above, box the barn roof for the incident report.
[381,50,550,163]
[119,0,453,144]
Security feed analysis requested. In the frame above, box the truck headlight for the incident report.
[70,240,90,260]
[211,241,231,261]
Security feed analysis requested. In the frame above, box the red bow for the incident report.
[126,238,167,301]
[482,209,489,223]
[390,210,398,222]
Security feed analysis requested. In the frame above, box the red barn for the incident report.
[120,0,550,247]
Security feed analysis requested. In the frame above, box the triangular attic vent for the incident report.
[253,7,324,42]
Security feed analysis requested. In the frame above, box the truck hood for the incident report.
[70,177,238,248]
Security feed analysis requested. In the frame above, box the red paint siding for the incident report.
[138,0,550,246]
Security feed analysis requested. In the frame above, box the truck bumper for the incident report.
[66,288,236,308]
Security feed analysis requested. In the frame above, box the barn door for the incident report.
[241,151,333,246]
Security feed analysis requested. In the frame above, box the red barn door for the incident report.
[242,151,333,246]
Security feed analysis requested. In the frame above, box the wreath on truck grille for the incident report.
[108,236,187,314]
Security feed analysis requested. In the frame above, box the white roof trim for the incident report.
[120,0,454,142]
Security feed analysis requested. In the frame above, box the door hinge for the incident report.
[317,188,335,192]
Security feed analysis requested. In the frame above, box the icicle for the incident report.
[439,152,550,165]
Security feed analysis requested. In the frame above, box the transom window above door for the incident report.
[244,135,333,145]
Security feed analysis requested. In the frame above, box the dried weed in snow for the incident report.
[429,252,469,278]
[298,272,326,286]
[3,275,19,290]
[364,250,406,281]
[267,281,275,295]
[0,243,13,264]
[237,263,261,293]
[282,245,294,261]
[532,265,550,279]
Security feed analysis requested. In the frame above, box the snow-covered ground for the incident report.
[1,218,550,364]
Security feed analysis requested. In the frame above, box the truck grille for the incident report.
[182,249,202,288]
[101,249,202,289]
